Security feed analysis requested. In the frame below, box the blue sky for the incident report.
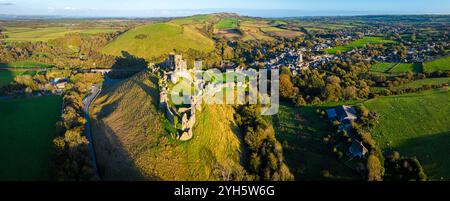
[0,0,449,17]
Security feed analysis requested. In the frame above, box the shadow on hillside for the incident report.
[395,131,450,180]
[111,51,148,70]
[132,78,159,105]
[90,73,162,181]
[229,120,250,173]
[108,51,148,79]
[272,101,361,181]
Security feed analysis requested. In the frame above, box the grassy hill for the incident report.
[424,55,450,72]
[272,103,360,181]
[2,27,117,42]
[0,70,37,87]
[0,61,53,69]
[0,96,62,180]
[90,71,247,181]
[215,17,239,29]
[369,62,423,74]
[102,22,215,61]
[364,89,450,180]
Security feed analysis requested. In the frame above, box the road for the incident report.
[82,84,102,178]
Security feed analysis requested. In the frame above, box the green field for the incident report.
[171,14,215,25]
[370,62,422,74]
[2,27,118,42]
[370,62,397,73]
[364,89,450,180]
[398,77,450,89]
[0,96,62,180]
[0,61,53,69]
[424,55,450,72]
[389,63,422,73]
[272,103,359,180]
[103,23,215,61]
[215,17,239,29]
[327,36,395,54]
[0,70,37,87]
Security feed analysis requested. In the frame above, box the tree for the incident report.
[280,74,295,99]
[343,86,357,100]
[367,154,383,181]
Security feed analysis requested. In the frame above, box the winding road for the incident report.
[83,84,102,178]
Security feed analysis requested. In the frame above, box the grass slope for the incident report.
[3,27,117,42]
[215,17,239,29]
[424,55,450,72]
[364,89,450,180]
[0,61,53,69]
[90,71,246,181]
[272,103,360,180]
[102,22,215,61]
[398,77,450,89]
[0,96,62,180]
[370,62,397,73]
[0,70,37,87]
[389,63,422,73]
[370,62,422,74]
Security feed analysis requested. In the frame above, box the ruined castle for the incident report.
[158,53,250,141]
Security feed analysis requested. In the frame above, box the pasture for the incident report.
[102,23,215,61]
[215,17,239,29]
[0,70,37,87]
[0,60,53,69]
[327,36,395,54]
[369,62,422,74]
[0,96,62,180]
[272,103,360,180]
[2,27,118,42]
[424,55,450,72]
[369,62,397,73]
[389,63,422,73]
[364,89,450,180]
[397,77,450,89]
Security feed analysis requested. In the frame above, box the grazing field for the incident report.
[424,55,450,72]
[370,62,397,73]
[238,18,301,40]
[215,17,239,29]
[2,27,118,42]
[398,77,450,89]
[171,14,215,25]
[0,60,53,69]
[272,103,360,180]
[0,70,37,87]
[240,25,273,41]
[102,23,215,61]
[389,63,422,73]
[370,62,422,74]
[260,26,303,38]
[0,96,62,180]
[327,36,395,54]
[364,89,450,180]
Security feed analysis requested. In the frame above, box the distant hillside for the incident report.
[102,21,215,61]
[102,14,303,60]
[90,71,248,180]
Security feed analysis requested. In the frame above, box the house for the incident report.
[348,140,368,158]
[327,105,358,123]
[327,105,358,132]
[55,82,67,90]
